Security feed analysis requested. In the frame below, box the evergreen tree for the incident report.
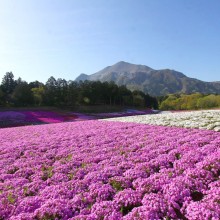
[1,72,16,104]
[12,82,34,106]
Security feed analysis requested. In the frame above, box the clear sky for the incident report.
[0,0,220,83]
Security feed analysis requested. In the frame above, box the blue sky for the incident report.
[0,0,220,83]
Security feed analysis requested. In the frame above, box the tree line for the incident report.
[159,93,220,110]
[0,72,158,108]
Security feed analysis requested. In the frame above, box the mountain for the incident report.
[75,61,220,96]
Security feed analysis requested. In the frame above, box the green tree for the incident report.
[107,82,119,105]
[45,76,58,105]
[0,87,5,105]
[132,90,145,106]
[56,78,68,105]
[29,80,44,89]
[67,80,79,106]
[159,94,179,110]
[144,93,158,109]
[1,72,16,104]
[1,72,16,94]
[31,86,45,106]
[118,85,132,106]
[12,82,33,106]
[197,94,220,109]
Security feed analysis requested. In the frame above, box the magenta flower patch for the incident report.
[0,121,219,219]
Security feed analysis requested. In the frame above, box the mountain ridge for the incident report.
[75,61,220,96]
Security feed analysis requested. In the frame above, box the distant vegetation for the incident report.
[0,72,158,109]
[159,93,220,110]
[1,72,220,111]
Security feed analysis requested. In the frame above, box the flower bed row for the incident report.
[104,110,220,131]
[0,120,219,219]
[0,109,155,128]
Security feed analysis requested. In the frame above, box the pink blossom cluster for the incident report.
[0,121,219,219]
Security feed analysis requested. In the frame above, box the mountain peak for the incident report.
[75,61,220,96]
[75,73,89,81]
[114,61,131,65]
[99,61,154,74]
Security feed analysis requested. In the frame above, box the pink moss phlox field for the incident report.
[0,109,154,128]
[0,121,219,219]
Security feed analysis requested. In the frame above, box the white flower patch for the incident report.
[102,110,220,131]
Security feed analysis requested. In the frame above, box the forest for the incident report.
[159,93,220,110]
[0,72,158,109]
[1,72,220,111]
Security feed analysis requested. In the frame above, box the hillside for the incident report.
[75,61,220,96]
